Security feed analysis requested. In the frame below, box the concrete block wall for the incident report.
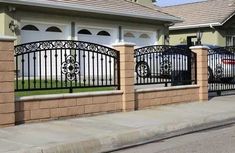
[136,85,199,109]
[0,36,15,127]
[15,91,123,124]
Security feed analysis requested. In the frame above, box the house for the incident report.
[162,0,235,46]
[0,0,181,78]
[0,0,180,47]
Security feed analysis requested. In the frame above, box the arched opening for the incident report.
[97,31,111,36]
[21,25,39,31]
[139,34,150,38]
[78,29,92,35]
[124,32,135,38]
[46,26,62,32]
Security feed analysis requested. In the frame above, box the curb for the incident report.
[11,111,235,153]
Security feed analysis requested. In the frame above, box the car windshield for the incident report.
[174,44,234,55]
[209,47,233,55]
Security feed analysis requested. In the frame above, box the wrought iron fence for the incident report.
[14,40,120,92]
[208,46,235,93]
[134,45,197,86]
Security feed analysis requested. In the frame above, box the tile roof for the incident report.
[0,0,182,23]
[162,0,235,30]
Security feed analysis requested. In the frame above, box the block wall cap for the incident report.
[0,35,16,41]
[112,42,136,47]
[136,85,199,93]
[190,46,210,50]
[16,90,123,102]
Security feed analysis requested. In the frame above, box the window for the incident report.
[124,32,135,38]
[78,29,92,35]
[139,34,150,38]
[226,36,235,46]
[97,31,111,36]
[21,25,39,31]
[46,26,62,32]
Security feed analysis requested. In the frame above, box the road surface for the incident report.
[112,124,235,153]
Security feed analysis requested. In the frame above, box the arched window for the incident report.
[78,29,92,35]
[139,34,150,38]
[124,32,135,38]
[21,25,39,31]
[46,26,62,32]
[97,31,111,36]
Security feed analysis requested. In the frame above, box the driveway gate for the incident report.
[208,46,235,94]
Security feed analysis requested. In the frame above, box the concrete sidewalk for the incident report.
[2,95,235,153]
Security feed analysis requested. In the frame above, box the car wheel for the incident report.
[136,61,150,77]
[208,67,213,83]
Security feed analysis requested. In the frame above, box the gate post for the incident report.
[190,46,209,101]
[0,36,16,127]
[113,42,135,112]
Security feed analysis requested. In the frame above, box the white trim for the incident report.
[0,35,16,41]
[76,24,116,31]
[170,22,222,30]
[136,85,199,93]
[112,42,136,47]
[20,20,70,26]
[16,90,123,102]
[190,46,210,50]
[221,11,235,25]
[123,28,157,34]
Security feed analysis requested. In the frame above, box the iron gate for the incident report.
[134,45,197,86]
[208,46,235,94]
[14,40,120,93]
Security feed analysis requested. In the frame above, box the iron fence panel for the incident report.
[14,40,120,92]
[134,45,197,87]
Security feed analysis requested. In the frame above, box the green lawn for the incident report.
[15,79,115,97]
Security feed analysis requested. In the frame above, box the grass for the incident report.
[15,79,115,97]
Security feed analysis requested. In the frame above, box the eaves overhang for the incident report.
[0,0,182,24]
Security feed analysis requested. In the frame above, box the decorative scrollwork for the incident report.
[61,55,80,81]
[215,64,223,78]
[160,57,172,75]
[134,45,189,57]
[14,40,118,58]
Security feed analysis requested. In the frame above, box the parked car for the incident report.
[135,44,235,83]
[135,45,192,84]
[176,44,235,83]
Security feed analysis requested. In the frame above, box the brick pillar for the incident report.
[113,42,135,112]
[190,46,209,101]
[0,36,16,127]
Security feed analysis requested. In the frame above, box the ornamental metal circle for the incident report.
[160,57,172,75]
[215,64,223,78]
[136,62,149,77]
[61,55,80,81]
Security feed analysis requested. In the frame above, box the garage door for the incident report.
[19,23,70,77]
[20,23,70,44]
[77,28,115,47]
[123,30,156,47]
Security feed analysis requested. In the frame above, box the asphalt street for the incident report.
[112,124,235,153]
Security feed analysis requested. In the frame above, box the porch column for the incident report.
[190,46,209,101]
[113,42,135,111]
[0,36,16,127]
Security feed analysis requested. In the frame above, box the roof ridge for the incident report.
[124,0,182,21]
[162,0,208,8]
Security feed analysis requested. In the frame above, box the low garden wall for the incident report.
[136,85,199,109]
[15,91,123,124]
